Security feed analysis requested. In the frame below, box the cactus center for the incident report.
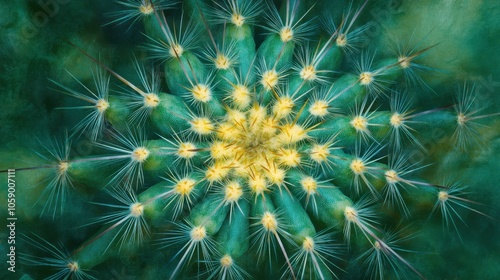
[175,178,196,196]
[374,241,382,250]
[310,144,330,163]
[139,3,154,15]
[302,236,315,252]
[190,226,207,242]
[438,191,449,202]
[214,54,231,70]
[398,56,411,68]
[390,113,403,127]
[224,181,243,203]
[351,116,368,132]
[231,84,251,108]
[261,70,279,90]
[309,100,329,117]
[359,72,374,85]
[130,203,144,217]
[191,84,212,103]
[336,33,347,47]
[261,212,278,232]
[280,26,294,42]
[273,97,295,118]
[169,43,184,57]
[301,177,318,195]
[300,65,317,81]
[190,117,214,135]
[144,93,160,108]
[385,170,399,184]
[67,261,79,272]
[457,113,467,125]
[177,142,197,159]
[344,206,358,222]
[58,161,69,173]
[131,147,150,162]
[96,99,109,113]
[350,159,365,174]
[220,255,234,268]
[231,13,245,27]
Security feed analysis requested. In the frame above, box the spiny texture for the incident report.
[5,0,499,280]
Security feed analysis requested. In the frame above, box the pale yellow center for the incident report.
[344,206,358,222]
[261,70,279,90]
[190,226,207,241]
[175,178,197,196]
[302,236,315,252]
[131,147,150,162]
[129,203,144,217]
[214,54,231,70]
[220,255,234,268]
[301,177,317,195]
[177,142,197,159]
[261,211,278,232]
[280,26,294,42]
[144,93,160,108]
[309,100,329,117]
[169,44,184,57]
[350,159,365,174]
[390,113,403,127]
[359,72,373,85]
[300,65,317,81]
[231,13,245,27]
[438,191,449,202]
[96,99,109,113]
[385,170,399,184]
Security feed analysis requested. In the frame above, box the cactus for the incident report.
[1,0,499,279]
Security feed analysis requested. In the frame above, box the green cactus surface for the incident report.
[1,0,499,279]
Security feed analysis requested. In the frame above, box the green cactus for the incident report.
[1,0,499,279]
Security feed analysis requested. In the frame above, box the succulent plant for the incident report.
[1,0,499,279]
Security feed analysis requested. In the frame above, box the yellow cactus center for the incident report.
[350,116,368,132]
[169,43,184,57]
[390,113,403,127]
[144,93,160,108]
[190,226,207,242]
[191,84,212,103]
[231,84,251,109]
[129,203,144,217]
[359,72,373,85]
[280,26,294,42]
[231,13,245,27]
[177,142,197,159]
[310,144,330,163]
[175,178,196,196]
[385,170,399,184]
[438,191,449,202]
[96,99,109,113]
[261,211,278,232]
[190,118,214,135]
[344,206,358,222]
[131,147,150,162]
[457,113,466,125]
[301,177,317,195]
[302,236,315,252]
[224,181,243,203]
[67,261,79,272]
[398,56,411,68]
[58,161,69,173]
[139,3,154,15]
[261,70,279,90]
[220,255,234,268]
[273,97,295,119]
[336,33,347,47]
[300,65,317,81]
[309,100,329,117]
[350,159,365,174]
[214,54,231,70]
